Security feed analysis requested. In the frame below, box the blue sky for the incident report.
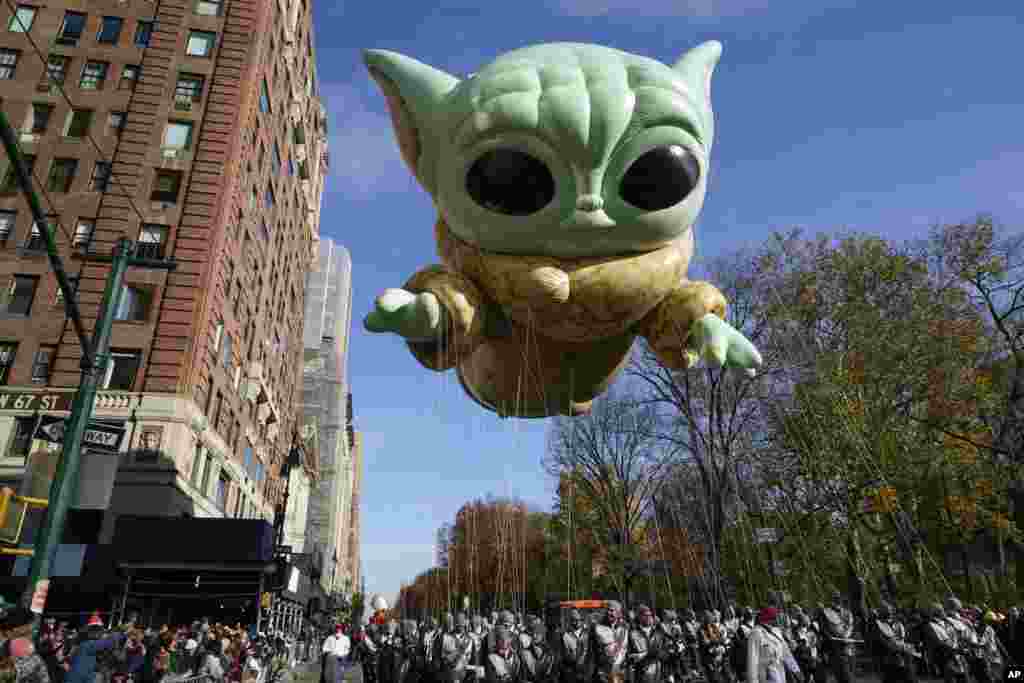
[309,0,1024,606]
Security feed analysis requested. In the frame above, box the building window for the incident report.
[25,218,51,251]
[191,447,204,487]
[212,319,224,351]
[8,416,34,460]
[30,344,55,384]
[174,73,203,110]
[57,11,86,45]
[287,155,294,176]
[265,185,274,208]
[216,472,229,509]
[259,220,269,241]
[7,5,35,32]
[134,20,152,47]
[2,275,38,316]
[65,109,93,138]
[259,78,270,113]
[47,158,77,193]
[272,142,281,172]
[249,186,257,210]
[90,162,111,191]
[114,285,150,322]
[243,442,253,476]
[107,112,125,137]
[55,275,80,305]
[72,218,94,249]
[119,65,139,90]
[28,103,52,133]
[79,61,108,90]
[221,333,232,369]
[200,455,213,496]
[163,121,193,150]
[96,16,122,44]
[102,350,140,390]
[212,389,223,430]
[0,49,19,79]
[151,170,182,202]
[0,343,15,384]
[195,0,222,17]
[0,155,32,194]
[46,55,69,85]
[137,224,167,259]
[255,459,264,483]
[0,210,13,243]
[185,30,215,57]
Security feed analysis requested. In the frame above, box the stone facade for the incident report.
[0,0,326,541]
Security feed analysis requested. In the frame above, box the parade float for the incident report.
[361,41,762,418]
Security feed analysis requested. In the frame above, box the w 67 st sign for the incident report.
[0,391,71,412]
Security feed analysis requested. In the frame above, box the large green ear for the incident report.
[364,50,459,192]
[671,40,722,150]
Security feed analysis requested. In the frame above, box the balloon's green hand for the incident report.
[364,289,447,342]
[688,313,763,377]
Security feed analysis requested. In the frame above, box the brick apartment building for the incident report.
[0,0,328,549]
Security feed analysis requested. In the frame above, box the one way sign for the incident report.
[35,415,126,453]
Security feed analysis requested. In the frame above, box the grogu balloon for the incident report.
[364,41,761,418]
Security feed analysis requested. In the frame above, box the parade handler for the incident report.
[322,624,351,683]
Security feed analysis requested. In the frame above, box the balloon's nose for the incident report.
[576,194,604,212]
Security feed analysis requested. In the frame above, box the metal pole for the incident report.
[257,573,264,634]
[20,238,133,635]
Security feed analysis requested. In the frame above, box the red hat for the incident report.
[10,638,34,658]
[758,608,779,625]
[87,611,103,627]
[335,624,344,633]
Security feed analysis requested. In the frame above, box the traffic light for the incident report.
[0,486,47,551]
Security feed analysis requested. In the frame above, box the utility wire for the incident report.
[6,4,150,226]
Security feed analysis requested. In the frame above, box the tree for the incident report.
[544,388,674,604]
[628,245,778,608]
[929,216,1024,596]
[757,228,1016,603]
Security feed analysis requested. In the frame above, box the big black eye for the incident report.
[619,145,700,211]
[466,149,555,216]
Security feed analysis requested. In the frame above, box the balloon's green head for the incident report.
[365,42,721,259]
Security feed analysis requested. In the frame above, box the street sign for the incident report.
[274,545,292,555]
[0,391,72,412]
[34,416,126,453]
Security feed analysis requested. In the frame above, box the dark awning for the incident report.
[113,516,275,568]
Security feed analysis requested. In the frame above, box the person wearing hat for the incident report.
[628,606,664,683]
[746,608,801,683]
[590,601,629,683]
[484,628,520,683]
[62,615,126,683]
[321,623,351,683]
[976,611,1008,683]
[3,635,51,683]
[818,592,854,683]
[559,609,590,683]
